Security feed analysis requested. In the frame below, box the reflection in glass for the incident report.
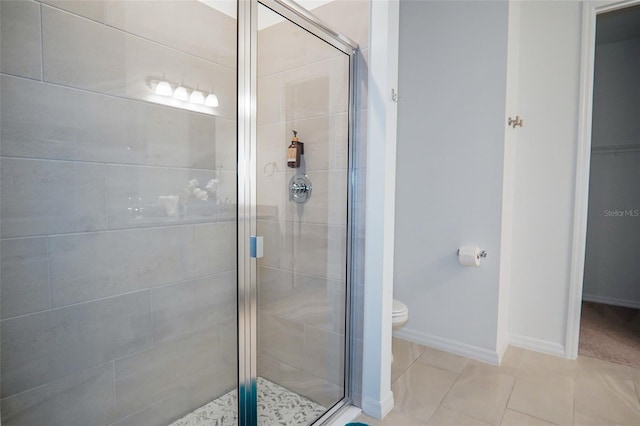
[255,3,351,424]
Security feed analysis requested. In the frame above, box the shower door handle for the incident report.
[250,235,263,258]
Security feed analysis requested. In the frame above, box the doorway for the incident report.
[573,2,640,365]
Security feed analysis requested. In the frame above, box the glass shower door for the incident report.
[241,1,356,424]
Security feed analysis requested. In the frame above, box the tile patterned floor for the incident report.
[357,338,640,426]
[169,377,325,426]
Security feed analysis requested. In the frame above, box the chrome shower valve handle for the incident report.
[289,174,312,203]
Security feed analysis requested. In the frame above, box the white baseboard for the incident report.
[327,406,362,426]
[361,391,394,420]
[496,338,509,364]
[508,333,566,357]
[393,328,501,365]
[582,294,640,310]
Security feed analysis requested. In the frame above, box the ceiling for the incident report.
[200,0,334,29]
[596,4,640,45]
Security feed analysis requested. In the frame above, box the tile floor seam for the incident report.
[434,370,487,425]
[494,379,515,426]
[383,338,640,426]
[392,347,428,384]
[572,386,576,426]
[420,368,461,425]
[503,379,517,424]
[630,369,640,404]
[391,353,462,424]
[508,368,575,425]
[507,407,562,426]
[404,407,434,424]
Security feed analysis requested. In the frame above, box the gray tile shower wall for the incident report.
[0,237,50,318]
[1,75,219,169]
[1,364,117,426]
[0,0,42,80]
[41,5,236,120]
[0,1,237,425]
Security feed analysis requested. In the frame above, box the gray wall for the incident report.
[394,0,509,354]
[394,0,586,357]
[583,37,640,307]
[0,1,237,425]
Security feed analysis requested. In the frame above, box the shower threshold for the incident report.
[169,377,326,426]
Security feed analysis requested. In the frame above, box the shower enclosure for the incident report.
[0,0,359,424]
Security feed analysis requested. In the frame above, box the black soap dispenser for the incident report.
[287,130,304,168]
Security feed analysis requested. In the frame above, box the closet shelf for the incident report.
[591,144,640,154]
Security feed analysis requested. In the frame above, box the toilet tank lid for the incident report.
[392,299,408,315]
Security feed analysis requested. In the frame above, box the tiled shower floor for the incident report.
[170,377,326,426]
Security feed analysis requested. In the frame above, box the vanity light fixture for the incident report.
[149,78,219,109]
[190,90,205,105]
[173,86,189,101]
[154,80,173,96]
[205,93,219,107]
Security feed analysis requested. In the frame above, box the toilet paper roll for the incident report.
[458,246,481,266]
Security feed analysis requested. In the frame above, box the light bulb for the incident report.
[205,93,219,107]
[173,86,189,101]
[190,90,205,105]
[154,81,173,96]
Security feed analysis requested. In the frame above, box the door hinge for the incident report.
[508,115,523,128]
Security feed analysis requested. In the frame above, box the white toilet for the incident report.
[392,299,409,362]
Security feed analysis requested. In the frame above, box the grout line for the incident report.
[2,287,141,321]
[0,216,235,241]
[391,339,427,384]
[103,163,110,231]
[0,270,235,322]
[257,264,346,284]
[39,3,236,73]
[39,2,44,82]
[258,109,350,125]
[0,72,235,121]
[112,361,118,420]
[258,218,347,229]
[0,360,113,401]
[148,288,154,347]
[499,376,517,425]
[572,374,577,425]
[45,235,53,309]
[110,390,185,426]
[0,154,222,173]
[258,53,347,80]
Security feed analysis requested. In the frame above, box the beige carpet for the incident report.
[579,301,640,368]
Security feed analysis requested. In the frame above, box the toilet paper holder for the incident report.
[456,249,487,258]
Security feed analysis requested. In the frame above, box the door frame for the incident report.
[566,0,640,359]
[237,0,360,423]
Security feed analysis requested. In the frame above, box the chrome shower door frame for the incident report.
[237,0,359,424]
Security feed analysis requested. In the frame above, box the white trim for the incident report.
[362,0,399,420]
[496,338,510,365]
[567,0,640,360]
[583,295,640,310]
[393,329,501,366]
[361,393,395,421]
[509,333,566,358]
[326,406,362,426]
